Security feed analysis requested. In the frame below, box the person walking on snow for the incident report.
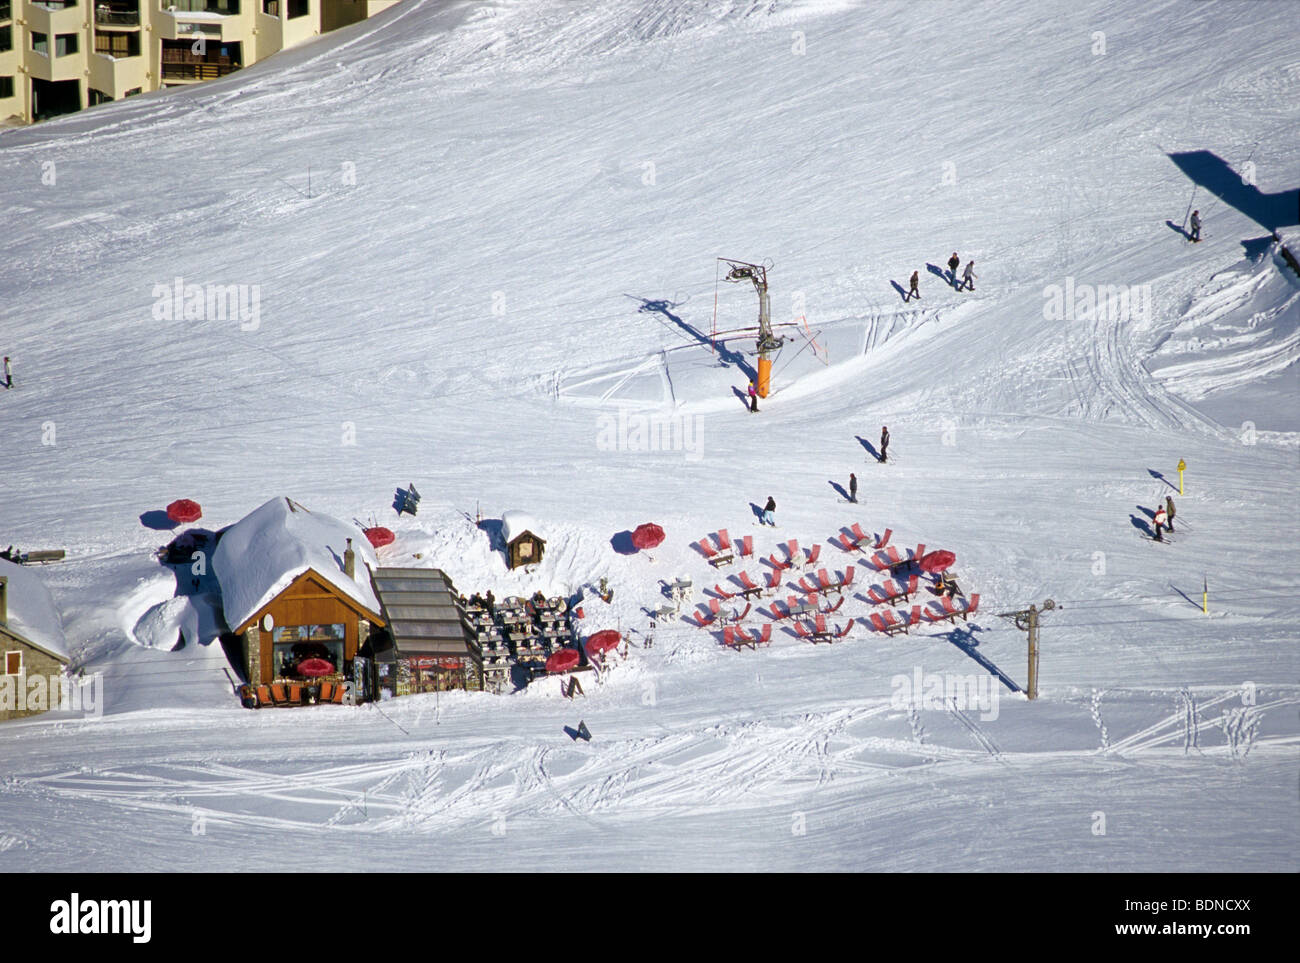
[1153,504,1168,542]
[879,425,890,463]
[849,472,858,504]
[961,260,977,291]
[947,252,960,286]
[1189,210,1201,243]
[1165,495,1176,533]
[3,356,10,389]
[762,496,776,527]
[907,270,920,301]
[747,380,759,413]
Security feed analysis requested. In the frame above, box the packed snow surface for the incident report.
[0,0,1297,870]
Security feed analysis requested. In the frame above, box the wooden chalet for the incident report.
[0,559,71,721]
[212,497,385,707]
[501,510,546,570]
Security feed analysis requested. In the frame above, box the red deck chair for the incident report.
[713,582,736,600]
[822,596,845,614]
[794,621,814,640]
[738,571,762,597]
[875,528,892,549]
[764,570,782,591]
[697,537,718,560]
[835,618,855,639]
[716,529,733,552]
[906,574,918,598]
[797,576,820,595]
[740,534,754,558]
[912,543,926,565]
[691,611,712,627]
[867,550,890,571]
[814,613,829,637]
[835,533,858,553]
[731,602,751,622]
[768,552,790,572]
[866,585,889,605]
[962,594,980,620]
[783,540,800,565]
[851,522,870,544]
[842,565,856,589]
[709,597,722,616]
[722,625,738,647]
[805,544,821,566]
[869,613,889,633]
[756,623,773,645]
[907,604,923,630]
[880,610,906,635]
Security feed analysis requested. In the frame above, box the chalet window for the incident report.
[518,542,533,559]
[287,0,307,18]
[4,651,20,676]
[262,0,278,15]
[55,33,79,57]
[32,32,48,56]
[272,624,344,680]
[0,76,13,100]
[0,26,11,55]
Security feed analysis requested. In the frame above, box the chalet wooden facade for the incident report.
[212,497,385,708]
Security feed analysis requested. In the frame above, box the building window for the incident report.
[124,86,142,96]
[4,651,20,676]
[262,0,278,15]
[95,31,140,57]
[287,0,306,18]
[55,33,79,57]
[0,26,10,55]
[32,32,48,56]
[89,87,113,106]
[272,624,345,679]
[0,77,13,100]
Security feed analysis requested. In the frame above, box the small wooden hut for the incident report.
[0,559,71,721]
[501,511,546,570]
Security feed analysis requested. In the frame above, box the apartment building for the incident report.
[0,0,399,125]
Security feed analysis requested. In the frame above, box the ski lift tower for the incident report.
[721,258,783,398]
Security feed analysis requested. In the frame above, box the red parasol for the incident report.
[631,523,665,551]
[919,550,956,574]
[165,499,202,524]
[296,658,335,678]
[364,527,395,548]
[546,648,581,674]
[585,630,621,657]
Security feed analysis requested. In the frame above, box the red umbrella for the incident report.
[631,523,665,551]
[297,658,336,678]
[585,630,621,657]
[364,527,395,548]
[166,499,202,524]
[546,648,581,674]
[919,550,956,574]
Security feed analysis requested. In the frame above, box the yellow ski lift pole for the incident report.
[1203,575,1209,615]
[1177,458,1186,495]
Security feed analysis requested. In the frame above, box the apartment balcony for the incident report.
[160,39,240,83]
[95,3,141,28]
[160,60,237,81]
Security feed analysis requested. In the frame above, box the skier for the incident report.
[947,252,960,286]
[1189,210,1201,243]
[3,356,10,389]
[849,472,858,504]
[748,380,759,413]
[1165,495,1176,533]
[761,496,776,527]
[907,270,920,301]
[1153,504,1168,542]
[961,260,977,291]
[879,425,890,463]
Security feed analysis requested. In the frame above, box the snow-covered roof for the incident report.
[0,558,70,662]
[212,497,381,633]
[501,510,544,545]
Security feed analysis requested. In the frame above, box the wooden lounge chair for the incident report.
[256,685,272,708]
[319,681,335,703]
[270,683,289,706]
[835,532,859,553]
[875,528,892,549]
[851,522,870,544]
[737,571,764,599]
[796,576,820,595]
[287,684,303,705]
[332,684,345,703]
[767,552,790,572]
[805,544,821,566]
[740,535,754,558]
[834,618,855,639]
[713,582,736,600]
[764,570,782,592]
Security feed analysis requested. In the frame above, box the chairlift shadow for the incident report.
[945,623,1022,694]
[629,294,757,380]
[1167,150,1299,233]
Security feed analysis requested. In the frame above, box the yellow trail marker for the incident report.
[1177,458,1187,495]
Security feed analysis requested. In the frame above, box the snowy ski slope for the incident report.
[1,0,1297,870]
